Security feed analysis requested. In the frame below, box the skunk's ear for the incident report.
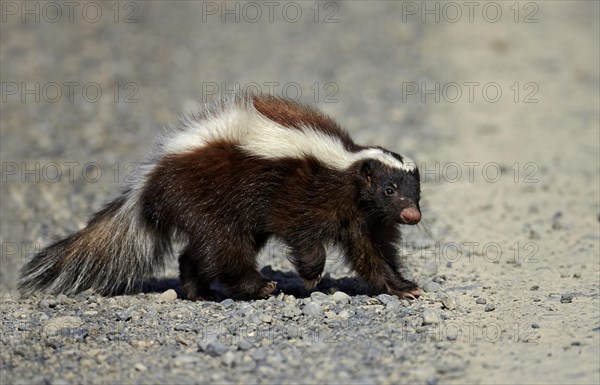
[359,159,374,185]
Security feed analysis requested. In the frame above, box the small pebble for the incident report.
[283,306,302,318]
[309,292,329,303]
[551,211,563,230]
[133,363,147,372]
[204,341,229,357]
[476,298,487,305]
[422,309,440,325]
[17,323,32,331]
[237,339,253,351]
[83,310,98,317]
[337,309,354,319]
[284,294,296,303]
[220,298,235,307]
[55,327,88,343]
[158,289,177,302]
[423,281,441,293]
[445,327,460,341]
[484,304,495,312]
[385,301,402,312]
[44,316,83,336]
[57,294,76,305]
[302,302,324,318]
[116,308,133,322]
[174,324,192,332]
[530,285,539,291]
[221,351,236,367]
[332,291,351,304]
[440,294,458,310]
[560,294,574,303]
[376,294,397,305]
[38,299,57,309]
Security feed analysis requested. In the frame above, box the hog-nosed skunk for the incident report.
[19,94,422,300]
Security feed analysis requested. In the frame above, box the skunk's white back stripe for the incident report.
[159,102,416,172]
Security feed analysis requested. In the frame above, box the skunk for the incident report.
[19,94,422,300]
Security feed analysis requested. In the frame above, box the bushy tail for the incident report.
[19,193,171,296]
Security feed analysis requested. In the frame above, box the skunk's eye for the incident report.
[385,187,395,196]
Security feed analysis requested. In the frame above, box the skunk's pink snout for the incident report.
[400,207,421,225]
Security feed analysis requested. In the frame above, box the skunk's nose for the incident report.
[400,207,421,224]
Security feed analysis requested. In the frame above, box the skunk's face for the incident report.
[358,159,421,225]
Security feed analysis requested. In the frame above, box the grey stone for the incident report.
[203,340,230,357]
[44,316,83,336]
[309,292,329,303]
[337,309,355,319]
[58,327,89,342]
[552,211,563,229]
[221,350,236,367]
[332,291,352,304]
[174,323,192,331]
[445,327,460,341]
[560,294,574,303]
[220,298,235,307]
[376,294,397,305]
[302,302,324,317]
[157,289,177,302]
[57,294,76,305]
[284,294,297,303]
[38,298,57,309]
[237,339,253,351]
[422,309,441,325]
[440,294,458,310]
[116,308,133,321]
[283,306,302,318]
[423,281,442,293]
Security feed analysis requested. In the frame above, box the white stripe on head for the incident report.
[158,100,416,173]
[351,148,416,172]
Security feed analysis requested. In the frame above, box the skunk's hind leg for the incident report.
[178,245,217,301]
[214,232,277,300]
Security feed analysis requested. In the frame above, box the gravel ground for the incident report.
[1,1,599,384]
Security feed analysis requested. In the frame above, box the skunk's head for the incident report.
[357,155,421,225]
